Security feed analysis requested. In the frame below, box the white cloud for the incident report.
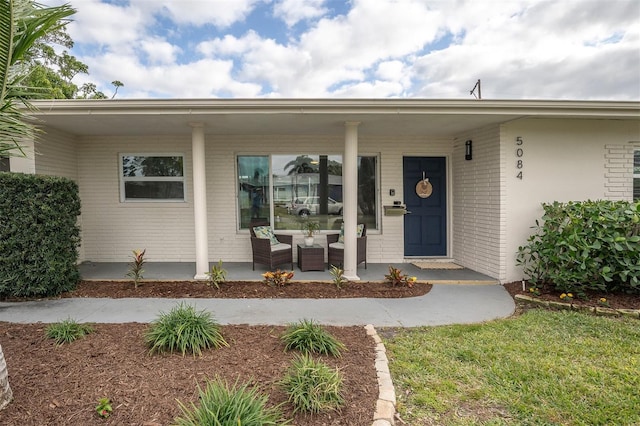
[140,38,180,65]
[410,0,640,99]
[44,0,640,99]
[66,0,148,50]
[79,52,262,98]
[332,80,406,98]
[157,0,264,27]
[273,0,328,27]
[197,31,265,57]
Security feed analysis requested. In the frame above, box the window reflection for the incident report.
[237,156,269,229]
[120,155,185,201]
[238,154,377,230]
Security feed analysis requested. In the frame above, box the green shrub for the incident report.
[329,265,348,289]
[384,265,417,287]
[206,259,227,289]
[174,377,287,426]
[46,319,94,345]
[517,200,640,295]
[280,354,344,414]
[145,303,228,356]
[281,319,345,357]
[0,173,81,298]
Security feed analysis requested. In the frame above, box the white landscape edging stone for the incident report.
[366,324,396,426]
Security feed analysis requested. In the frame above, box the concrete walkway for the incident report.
[0,262,515,327]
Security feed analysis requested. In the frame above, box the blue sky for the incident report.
[44,0,640,100]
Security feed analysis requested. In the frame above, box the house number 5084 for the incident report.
[516,137,523,180]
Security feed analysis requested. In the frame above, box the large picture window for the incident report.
[634,149,639,201]
[237,154,378,231]
[120,154,185,202]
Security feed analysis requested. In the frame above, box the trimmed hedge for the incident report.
[517,200,640,296]
[0,172,81,298]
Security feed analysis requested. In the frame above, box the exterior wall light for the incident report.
[465,140,473,161]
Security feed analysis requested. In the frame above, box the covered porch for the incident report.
[79,261,498,284]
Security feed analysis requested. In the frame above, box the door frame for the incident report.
[402,154,453,259]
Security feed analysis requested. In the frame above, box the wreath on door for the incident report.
[415,176,433,198]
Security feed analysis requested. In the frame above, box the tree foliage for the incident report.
[19,15,109,99]
[0,0,76,156]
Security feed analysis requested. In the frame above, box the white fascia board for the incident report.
[28,98,640,120]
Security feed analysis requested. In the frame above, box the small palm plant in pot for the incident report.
[301,219,320,246]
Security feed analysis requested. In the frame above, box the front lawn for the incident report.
[384,309,640,425]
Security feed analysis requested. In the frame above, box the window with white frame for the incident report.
[237,154,378,231]
[634,149,639,201]
[120,154,185,202]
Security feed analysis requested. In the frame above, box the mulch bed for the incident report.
[0,280,430,425]
[0,323,377,425]
[58,280,433,299]
[503,281,640,310]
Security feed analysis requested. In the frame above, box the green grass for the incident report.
[281,319,346,357]
[145,303,228,356]
[384,310,640,425]
[45,318,94,345]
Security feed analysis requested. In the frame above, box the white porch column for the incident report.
[190,123,209,280]
[343,121,360,280]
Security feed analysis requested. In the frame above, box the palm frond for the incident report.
[0,0,14,102]
[0,0,73,157]
[11,0,76,65]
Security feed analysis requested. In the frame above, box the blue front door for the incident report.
[403,157,447,256]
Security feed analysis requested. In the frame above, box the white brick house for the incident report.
[7,99,640,283]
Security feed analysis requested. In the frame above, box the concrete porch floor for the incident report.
[78,261,499,284]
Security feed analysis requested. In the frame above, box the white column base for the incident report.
[193,273,209,281]
[344,274,361,281]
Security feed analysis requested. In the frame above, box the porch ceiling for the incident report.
[28,98,640,137]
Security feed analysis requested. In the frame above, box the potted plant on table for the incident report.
[301,219,320,247]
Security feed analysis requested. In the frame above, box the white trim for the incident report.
[119,152,186,203]
[634,148,640,201]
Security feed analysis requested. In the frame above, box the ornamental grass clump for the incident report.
[174,377,287,426]
[280,354,344,414]
[281,319,346,357]
[145,303,227,356]
[45,318,94,345]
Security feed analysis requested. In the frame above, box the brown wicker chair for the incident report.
[249,221,293,270]
[327,223,367,269]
